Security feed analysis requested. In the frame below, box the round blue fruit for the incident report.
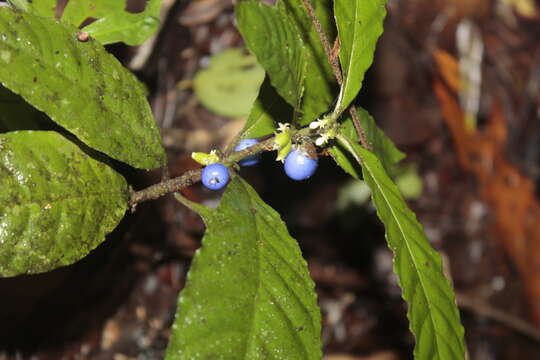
[284,149,318,181]
[201,163,230,190]
[234,138,261,166]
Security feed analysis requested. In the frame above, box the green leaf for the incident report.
[280,0,337,125]
[166,177,322,359]
[334,0,387,112]
[6,0,29,12]
[29,0,58,18]
[8,0,58,18]
[337,135,466,360]
[81,0,162,46]
[0,131,129,277]
[62,0,125,27]
[241,77,293,138]
[236,0,307,115]
[330,107,404,178]
[0,8,165,169]
[194,48,265,118]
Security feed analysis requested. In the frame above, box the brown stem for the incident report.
[130,169,202,206]
[301,0,370,150]
[129,137,276,207]
[349,106,371,150]
[301,0,342,85]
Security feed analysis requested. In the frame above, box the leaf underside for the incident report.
[0,131,129,277]
[0,8,165,169]
[166,177,322,360]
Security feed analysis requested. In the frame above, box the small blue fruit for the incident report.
[201,163,229,190]
[284,149,318,181]
[234,138,261,166]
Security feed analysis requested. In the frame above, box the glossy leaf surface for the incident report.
[0,131,129,277]
[166,178,321,359]
[0,8,165,169]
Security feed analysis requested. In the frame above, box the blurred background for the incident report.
[1,0,540,358]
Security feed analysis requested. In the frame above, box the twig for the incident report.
[301,0,342,85]
[129,137,276,207]
[130,169,202,206]
[301,0,370,150]
[349,106,371,150]
[457,292,540,343]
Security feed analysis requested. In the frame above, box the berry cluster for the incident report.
[200,138,318,190]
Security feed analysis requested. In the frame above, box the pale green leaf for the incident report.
[81,0,162,46]
[330,107,404,178]
[166,177,322,359]
[337,135,466,360]
[241,77,292,138]
[334,0,387,112]
[62,0,125,27]
[0,131,129,277]
[236,0,306,115]
[0,8,165,169]
[194,49,265,118]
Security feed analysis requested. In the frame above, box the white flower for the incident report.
[309,118,329,130]
[276,122,290,133]
[315,134,330,146]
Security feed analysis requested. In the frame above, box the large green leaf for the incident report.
[81,0,162,46]
[334,0,387,112]
[242,77,293,138]
[0,8,165,169]
[280,0,337,125]
[0,131,129,277]
[236,0,306,116]
[166,177,321,359]
[62,0,125,27]
[330,107,404,178]
[194,48,265,118]
[337,135,465,360]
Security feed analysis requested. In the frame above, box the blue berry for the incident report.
[284,149,318,181]
[234,138,261,166]
[201,163,229,190]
